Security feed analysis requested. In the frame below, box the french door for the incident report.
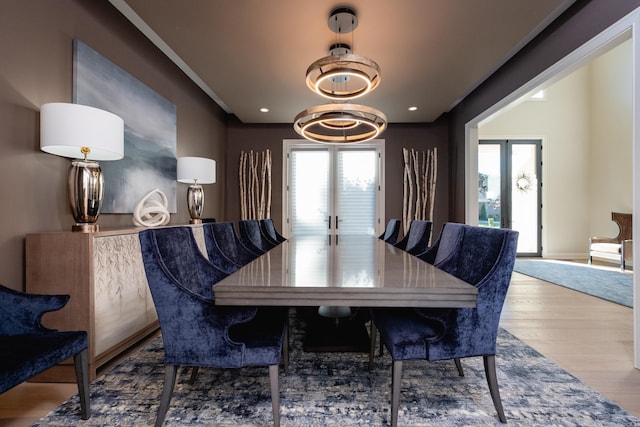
[283,140,385,237]
[478,139,542,255]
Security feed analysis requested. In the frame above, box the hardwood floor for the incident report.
[501,269,640,418]
[1,267,639,426]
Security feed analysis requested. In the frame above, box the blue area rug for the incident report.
[514,260,633,307]
[35,309,640,426]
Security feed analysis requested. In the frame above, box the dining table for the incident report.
[213,234,477,309]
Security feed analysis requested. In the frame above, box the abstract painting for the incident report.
[73,39,177,213]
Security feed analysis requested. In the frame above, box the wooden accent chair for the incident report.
[589,212,632,271]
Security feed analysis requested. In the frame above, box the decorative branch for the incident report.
[239,149,273,220]
[402,147,438,236]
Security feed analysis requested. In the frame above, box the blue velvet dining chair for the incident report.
[205,221,261,266]
[260,218,287,244]
[139,227,288,427]
[379,218,401,244]
[370,225,519,426]
[239,219,278,252]
[393,220,433,255]
[416,222,466,266]
[188,226,240,274]
[0,284,90,420]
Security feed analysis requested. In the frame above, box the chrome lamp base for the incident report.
[68,159,104,233]
[187,184,205,224]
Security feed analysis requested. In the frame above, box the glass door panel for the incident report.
[478,144,502,228]
[478,140,541,256]
[336,149,377,235]
[511,144,540,254]
[287,142,382,238]
[290,149,330,236]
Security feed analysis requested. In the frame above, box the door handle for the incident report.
[336,216,339,229]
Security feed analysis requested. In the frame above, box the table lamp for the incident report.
[177,156,216,224]
[40,102,124,232]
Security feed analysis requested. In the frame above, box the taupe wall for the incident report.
[0,0,227,290]
[225,118,450,234]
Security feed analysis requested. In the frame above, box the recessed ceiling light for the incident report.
[408,106,418,111]
[260,107,269,113]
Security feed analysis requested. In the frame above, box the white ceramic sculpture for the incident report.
[132,188,170,227]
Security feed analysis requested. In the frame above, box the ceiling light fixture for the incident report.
[294,7,387,144]
[294,103,387,144]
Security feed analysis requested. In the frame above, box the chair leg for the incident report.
[73,349,90,420]
[282,325,289,372]
[269,364,280,427]
[454,358,464,376]
[483,355,506,423]
[391,361,403,427]
[369,321,377,370]
[188,367,200,384]
[155,365,178,427]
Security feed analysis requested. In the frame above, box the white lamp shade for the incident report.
[177,156,216,184]
[40,102,124,161]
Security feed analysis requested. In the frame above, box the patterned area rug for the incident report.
[514,259,633,307]
[36,310,640,426]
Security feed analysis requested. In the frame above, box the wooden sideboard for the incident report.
[26,227,178,381]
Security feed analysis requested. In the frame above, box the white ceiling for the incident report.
[110,0,576,124]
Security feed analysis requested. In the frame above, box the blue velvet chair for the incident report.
[204,221,261,266]
[416,222,466,266]
[260,218,287,244]
[185,226,240,274]
[139,227,288,427]
[379,218,401,244]
[0,284,90,420]
[239,219,277,252]
[199,224,244,272]
[370,225,519,426]
[393,220,433,255]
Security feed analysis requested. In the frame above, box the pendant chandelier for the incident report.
[294,7,387,144]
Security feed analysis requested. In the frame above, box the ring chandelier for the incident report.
[294,7,387,144]
[293,103,387,144]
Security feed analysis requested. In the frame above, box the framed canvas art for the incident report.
[73,39,177,213]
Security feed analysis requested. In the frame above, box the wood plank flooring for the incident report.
[1,267,639,426]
